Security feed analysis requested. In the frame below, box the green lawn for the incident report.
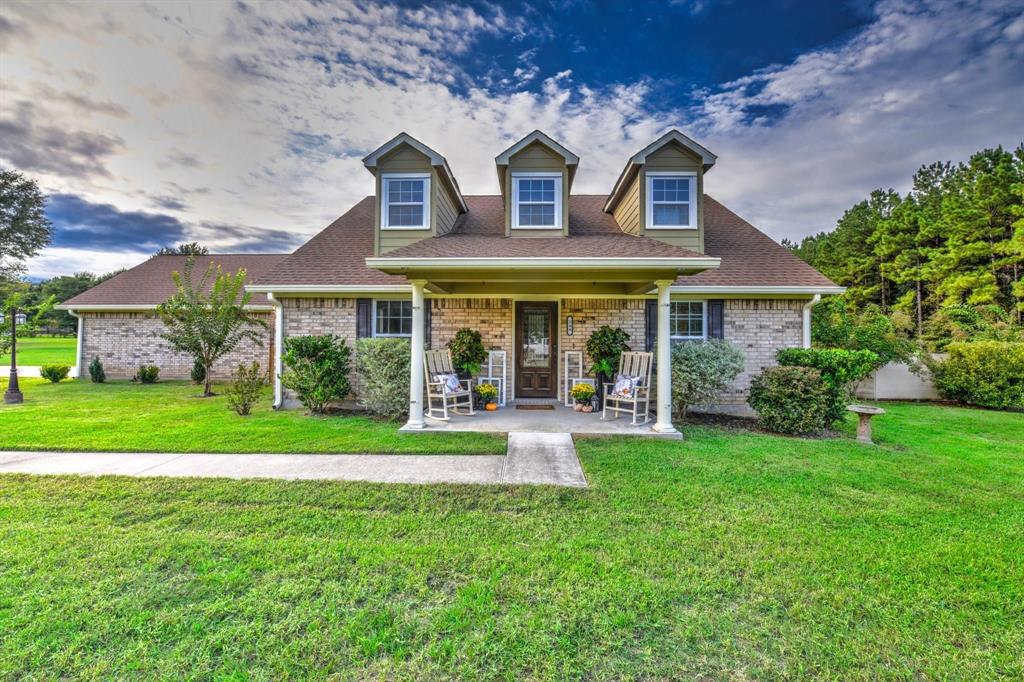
[0,379,505,455]
[0,335,77,366]
[1,392,1022,679]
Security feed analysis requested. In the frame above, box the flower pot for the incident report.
[580,404,593,413]
[573,403,583,412]
[485,402,498,411]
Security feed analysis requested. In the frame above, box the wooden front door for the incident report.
[515,301,557,399]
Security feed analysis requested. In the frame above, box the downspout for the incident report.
[267,293,284,409]
[68,310,84,378]
[802,294,821,349]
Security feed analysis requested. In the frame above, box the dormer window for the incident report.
[512,173,562,229]
[382,173,430,230]
[646,172,697,229]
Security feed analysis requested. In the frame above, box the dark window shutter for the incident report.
[645,299,658,351]
[356,298,372,338]
[708,299,725,339]
[424,299,432,349]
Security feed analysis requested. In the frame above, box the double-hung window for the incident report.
[512,173,562,229]
[646,172,696,229]
[670,301,706,341]
[373,300,413,337]
[381,174,430,230]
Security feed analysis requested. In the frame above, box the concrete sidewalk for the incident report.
[0,433,587,487]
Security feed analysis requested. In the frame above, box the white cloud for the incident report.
[1,0,1021,278]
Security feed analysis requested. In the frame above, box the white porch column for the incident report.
[406,279,427,429]
[68,310,83,378]
[652,279,678,434]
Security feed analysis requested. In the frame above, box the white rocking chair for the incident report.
[424,349,476,421]
[601,351,653,426]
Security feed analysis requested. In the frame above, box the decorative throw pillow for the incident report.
[611,373,640,398]
[433,373,462,394]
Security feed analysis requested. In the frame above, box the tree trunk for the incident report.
[203,363,213,397]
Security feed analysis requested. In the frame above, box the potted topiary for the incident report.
[448,328,487,381]
[570,382,596,412]
[476,382,499,411]
[586,326,631,401]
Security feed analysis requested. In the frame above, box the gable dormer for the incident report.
[604,130,716,252]
[363,133,466,255]
[495,131,579,237]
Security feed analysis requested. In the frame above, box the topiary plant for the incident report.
[586,326,631,396]
[88,356,106,383]
[447,328,486,377]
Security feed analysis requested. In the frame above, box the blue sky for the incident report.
[1,0,1022,278]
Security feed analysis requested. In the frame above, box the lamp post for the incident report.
[4,308,22,404]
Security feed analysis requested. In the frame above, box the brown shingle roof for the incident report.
[250,194,838,290]
[61,254,289,307]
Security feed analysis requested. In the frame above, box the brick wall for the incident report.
[80,311,274,379]
[430,298,514,402]
[719,299,804,408]
[560,298,647,400]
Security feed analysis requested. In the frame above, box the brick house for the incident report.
[60,130,842,433]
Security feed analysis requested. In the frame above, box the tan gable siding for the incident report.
[434,168,459,236]
[612,173,641,235]
[505,141,570,237]
[375,145,434,255]
[639,142,704,252]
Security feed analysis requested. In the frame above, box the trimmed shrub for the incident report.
[354,337,410,421]
[281,334,352,414]
[670,340,746,419]
[88,356,106,383]
[40,365,70,383]
[777,348,878,426]
[134,365,160,384]
[226,361,265,416]
[748,366,831,435]
[191,357,206,385]
[447,328,486,376]
[929,341,1024,409]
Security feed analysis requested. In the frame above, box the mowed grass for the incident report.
[1,401,1022,679]
[0,378,505,455]
[0,335,76,366]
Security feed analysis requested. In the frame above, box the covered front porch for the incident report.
[365,254,721,436]
[400,400,683,439]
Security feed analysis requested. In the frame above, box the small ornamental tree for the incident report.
[586,326,631,396]
[156,258,267,397]
[670,340,745,419]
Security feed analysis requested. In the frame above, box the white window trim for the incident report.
[646,171,697,230]
[511,172,563,230]
[372,299,413,338]
[669,299,707,341]
[381,173,431,231]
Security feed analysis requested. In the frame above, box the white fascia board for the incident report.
[669,285,846,295]
[365,256,721,270]
[494,130,580,165]
[631,130,717,167]
[245,284,412,294]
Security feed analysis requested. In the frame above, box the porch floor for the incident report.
[404,402,683,439]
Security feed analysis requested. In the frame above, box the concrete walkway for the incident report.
[0,433,587,488]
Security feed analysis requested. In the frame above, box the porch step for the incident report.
[501,432,586,487]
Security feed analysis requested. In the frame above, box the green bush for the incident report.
[586,326,631,379]
[354,337,410,421]
[447,328,486,376]
[39,365,70,383]
[225,362,265,416]
[134,365,159,384]
[777,347,878,426]
[191,357,206,384]
[281,334,352,414]
[812,298,916,366]
[88,356,105,383]
[928,341,1024,409]
[670,340,745,419]
[748,366,831,435]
